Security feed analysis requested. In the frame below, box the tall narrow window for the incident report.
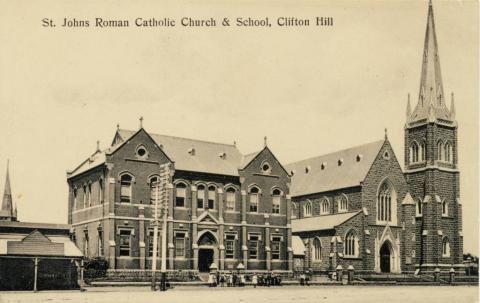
[304,201,312,217]
[272,189,281,214]
[99,179,104,204]
[312,238,322,261]
[73,188,78,210]
[148,229,160,257]
[197,185,205,209]
[338,195,348,213]
[291,203,297,219]
[271,236,282,260]
[120,174,132,203]
[444,142,452,163]
[248,234,259,259]
[416,199,422,216]
[88,183,92,207]
[442,237,450,257]
[84,232,89,257]
[83,185,87,208]
[175,183,186,207]
[437,141,444,161]
[225,187,236,211]
[225,234,236,259]
[320,199,330,215]
[175,233,186,257]
[98,229,104,257]
[420,142,426,161]
[411,142,419,163]
[119,229,132,257]
[344,231,356,257]
[377,181,394,222]
[149,176,160,204]
[442,200,448,216]
[249,187,259,213]
[208,186,216,209]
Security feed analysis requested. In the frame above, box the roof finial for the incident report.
[116,123,120,131]
[384,128,388,140]
[139,116,143,129]
[450,92,456,119]
[233,140,237,147]
[96,140,101,153]
[429,0,432,7]
[264,136,267,147]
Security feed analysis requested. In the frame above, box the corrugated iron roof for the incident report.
[285,140,384,197]
[292,211,362,233]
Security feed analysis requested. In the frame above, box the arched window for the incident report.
[312,238,322,261]
[420,142,426,162]
[377,181,395,222]
[344,231,357,257]
[225,187,236,212]
[272,189,282,214]
[120,174,133,203]
[437,141,444,161]
[320,199,330,215]
[73,188,78,210]
[82,184,87,207]
[442,200,448,216]
[249,186,259,213]
[197,185,205,209]
[338,195,348,213]
[208,186,216,209]
[411,141,419,163]
[149,176,160,204]
[416,199,422,216]
[442,237,450,257]
[304,201,312,217]
[444,142,452,163]
[175,182,187,207]
[99,179,104,204]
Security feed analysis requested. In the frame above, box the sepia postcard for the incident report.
[0,0,478,302]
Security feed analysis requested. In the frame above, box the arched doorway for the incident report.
[197,231,218,272]
[380,242,391,273]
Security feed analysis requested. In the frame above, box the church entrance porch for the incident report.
[380,242,391,273]
[198,249,214,272]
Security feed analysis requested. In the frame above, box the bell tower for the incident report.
[404,0,462,270]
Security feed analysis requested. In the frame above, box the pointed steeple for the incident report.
[409,1,451,123]
[450,92,456,120]
[1,160,16,221]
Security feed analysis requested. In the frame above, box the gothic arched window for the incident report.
[377,181,395,223]
[420,142,426,161]
[338,195,348,212]
[416,198,422,216]
[344,231,357,257]
[444,142,452,163]
[411,141,419,163]
[272,188,282,214]
[304,201,312,217]
[175,182,187,207]
[437,141,444,161]
[197,184,205,209]
[225,187,236,212]
[312,238,322,261]
[249,186,260,213]
[208,185,216,209]
[442,200,448,216]
[442,237,450,257]
[149,175,160,204]
[320,199,330,215]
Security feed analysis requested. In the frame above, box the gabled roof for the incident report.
[70,128,246,178]
[240,150,261,169]
[285,140,384,197]
[291,211,361,233]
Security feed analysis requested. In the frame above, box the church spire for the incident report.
[408,1,451,124]
[0,160,16,221]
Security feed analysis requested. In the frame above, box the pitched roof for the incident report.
[292,211,361,233]
[285,140,384,197]
[69,128,247,178]
[408,1,453,124]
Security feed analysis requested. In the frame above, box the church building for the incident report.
[287,1,463,273]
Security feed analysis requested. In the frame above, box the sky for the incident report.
[0,0,478,254]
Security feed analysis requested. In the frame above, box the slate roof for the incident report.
[285,140,385,197]
[69,128,250,178]
[291,211,362,233]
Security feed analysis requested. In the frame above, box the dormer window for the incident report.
[338,159,343,166]
[219,152,227,159]
[188,147,196,156]
[321,163,326,170]
[305,165,311,173]
[356,154,363,162]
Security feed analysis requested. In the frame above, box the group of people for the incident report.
[299,270,311,286]
[207,272,283,287]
